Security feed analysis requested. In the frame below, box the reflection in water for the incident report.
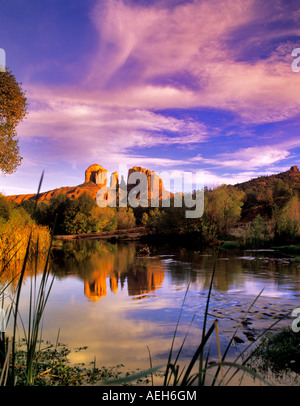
[2,240,300,299]
[50,241,165,301]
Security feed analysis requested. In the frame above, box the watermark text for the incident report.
[0,48,6,72]
[96,165,204,219]
[291,48,300,72]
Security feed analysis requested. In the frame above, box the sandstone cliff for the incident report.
[5,164,169,205]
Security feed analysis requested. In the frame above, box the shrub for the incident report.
[89,207,117,232]
[272,197,300,242]
[250,328,300,376]
[204,185,246,236]
[116,207,136,229]
[243,214,270,248]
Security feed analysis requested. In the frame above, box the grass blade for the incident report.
[181,321,216,386]
[198,246,219,385]
[163,281,191,386]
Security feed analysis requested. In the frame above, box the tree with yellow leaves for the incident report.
[205,185,246,236]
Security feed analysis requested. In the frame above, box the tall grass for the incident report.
[0,220,50,265]
[0,172,56,385]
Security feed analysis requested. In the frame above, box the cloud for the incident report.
[18,89,207,169]
[191,145,292,170]
[201,170,271,187]
[83,0,300,124]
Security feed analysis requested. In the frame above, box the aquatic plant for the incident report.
[248,327,300,377]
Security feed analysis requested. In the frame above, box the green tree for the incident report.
[272,179,294,211]
[142,208,166,231]
[63,192,97,234]
[142,207,205,236]
[205,185,246,236]
[90,206,117,232]
[272,196,300,242]
[47,193,71,234]
[244,214,269,248]
[0,69,28,174]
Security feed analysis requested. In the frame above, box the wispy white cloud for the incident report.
[191,145,292,170]
[83,0,300,124]
[18,93,207,169]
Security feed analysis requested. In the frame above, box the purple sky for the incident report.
[1,0,300,195]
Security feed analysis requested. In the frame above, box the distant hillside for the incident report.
[234,165,300,223]
[235,165,300,191]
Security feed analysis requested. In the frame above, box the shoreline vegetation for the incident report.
[1,164,300,252]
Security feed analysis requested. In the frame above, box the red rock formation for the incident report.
[127,166,169,201]
[85,164,107,186]
[235,165,300,190]
[290,165,299,173]
[5,164,170,205]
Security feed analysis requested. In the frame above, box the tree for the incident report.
[116,207,136,229]
[272,196,300,242]
[0,69,28,174]
[90,206,117,232]
[63,192,97,234]
[205,185,246,236]
[244,214,269,248]
[273,179,293,208]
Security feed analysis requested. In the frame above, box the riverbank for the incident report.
[53,226,149,242]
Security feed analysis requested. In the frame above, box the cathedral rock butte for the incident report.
[5,164,300,206]
[5,164,169,205]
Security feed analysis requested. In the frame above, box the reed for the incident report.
[0,172,56,385]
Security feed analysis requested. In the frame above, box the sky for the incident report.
[1,0,300,195]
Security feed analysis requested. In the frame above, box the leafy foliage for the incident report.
[90,206,117,232]
[250,328,300,376]
[0,69,28,174]
[21,193,136,235]
[64,193,97,234]
[204,185,246,236]
[116,207,136,230]
[0,194,50,265]
[243,214,270,248]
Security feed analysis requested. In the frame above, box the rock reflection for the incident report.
[51,240,165,301]
[2,239,300,302]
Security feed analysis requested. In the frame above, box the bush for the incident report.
[272,198,300,243]
[204,185,246,236]
[116,207,136,229]
[0,200,51,266]
[89,207,117,232]
[250,328,300,376]
[63,193,97,234]
[243,214,270,248]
